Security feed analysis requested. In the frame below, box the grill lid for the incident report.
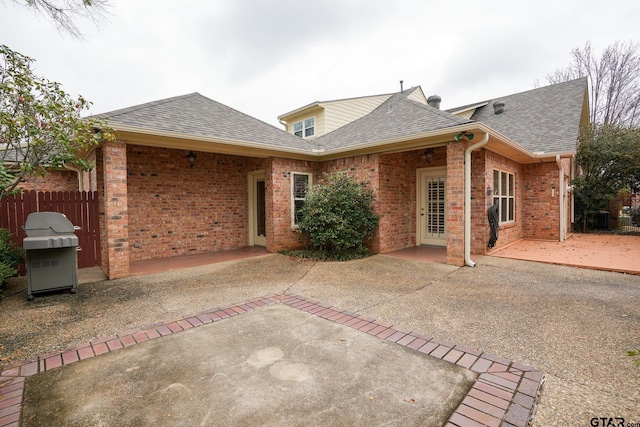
[24,212,76,237]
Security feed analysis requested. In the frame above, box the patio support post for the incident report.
[464,132,489,267]
[99,140,130,279]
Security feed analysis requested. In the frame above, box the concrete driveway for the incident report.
[1,253,639,426]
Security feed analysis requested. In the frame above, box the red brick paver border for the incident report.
[279,294,545,427]
[0,293,544,427]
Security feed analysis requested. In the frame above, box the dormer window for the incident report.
[294,117,315,138]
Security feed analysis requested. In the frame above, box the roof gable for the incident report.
[315,87,471,150]
[468,78,588,154]
[94,92,304,150]
[277,92,393,121]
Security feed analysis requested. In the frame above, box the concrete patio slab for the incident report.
[489,233,640,275]
[2,293,546,427]
[20,304,474,427]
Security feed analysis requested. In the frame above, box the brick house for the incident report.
[70,78,589,279]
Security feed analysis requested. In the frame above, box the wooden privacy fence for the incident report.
[1,191,101,269]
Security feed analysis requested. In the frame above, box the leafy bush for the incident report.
[279,247,372,262]
[0,228,24,285]
[298,171,379,260]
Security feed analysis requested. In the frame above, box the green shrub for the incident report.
[280,247,372,262]
[0,228,24,285]
[298,171,379,259]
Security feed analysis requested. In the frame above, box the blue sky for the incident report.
[1,0,638,127]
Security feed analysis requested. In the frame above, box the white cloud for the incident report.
[1,0,638,127]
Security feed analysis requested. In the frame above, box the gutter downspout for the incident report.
[464,132,489,267]
[556,155,565,242]
[63,163,84,192]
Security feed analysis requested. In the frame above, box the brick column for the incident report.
[99,141,129,279]
[446,141,465,266]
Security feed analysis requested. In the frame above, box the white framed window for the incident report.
[493,170,515,223]
[291,172,312,227]
[293,117,315,138]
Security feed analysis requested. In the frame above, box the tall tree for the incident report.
[543,41,640,127]
[573,124,640,232]
[6,0,110,38]
[0,44,114,200]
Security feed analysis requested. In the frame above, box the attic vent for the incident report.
[427,95,442,109]
[493,100,505,115]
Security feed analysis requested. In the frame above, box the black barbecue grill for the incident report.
[23,212,79,300]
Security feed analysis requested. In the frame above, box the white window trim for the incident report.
[493,169,515,224]
[291,172,313,227]
[293,117,315,139]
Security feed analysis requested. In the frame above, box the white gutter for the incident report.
[556,155,565,242]
[464,132,490,267]
[63,163,84,192]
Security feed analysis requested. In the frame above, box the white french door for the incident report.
[418,168,446,246]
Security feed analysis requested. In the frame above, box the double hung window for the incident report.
[493,170,514,223]
[293,118,315,138]
[292,172,312,226]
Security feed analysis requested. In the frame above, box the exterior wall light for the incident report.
[424,148,434,165]
[187,151,197,168]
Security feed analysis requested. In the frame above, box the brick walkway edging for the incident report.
[0,293,545,427]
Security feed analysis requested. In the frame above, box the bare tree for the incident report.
[542,41,640,127]
[8,0,111,38]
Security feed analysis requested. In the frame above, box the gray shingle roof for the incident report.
[93,80,587,157]
[93,92,305,150]
[469,78,588,153]
[315,88,472,150]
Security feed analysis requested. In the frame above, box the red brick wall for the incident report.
[377,148,447,253]
[126,145,264,261]
[377,152,413,252]
[470,150,488,254]
[522,162,560,240]
[479,151,524,251]
[266,157,317,252]
[18,170,79,192]
[97,141,129,279]
[446,141,465,265]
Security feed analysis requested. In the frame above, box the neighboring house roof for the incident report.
[315,87,472,151]
[93,92,304,151]
[466,78,588,154]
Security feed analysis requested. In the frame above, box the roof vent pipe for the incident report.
[427,95,442,109]
[493,100,505,114]
[400,80,404,91]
